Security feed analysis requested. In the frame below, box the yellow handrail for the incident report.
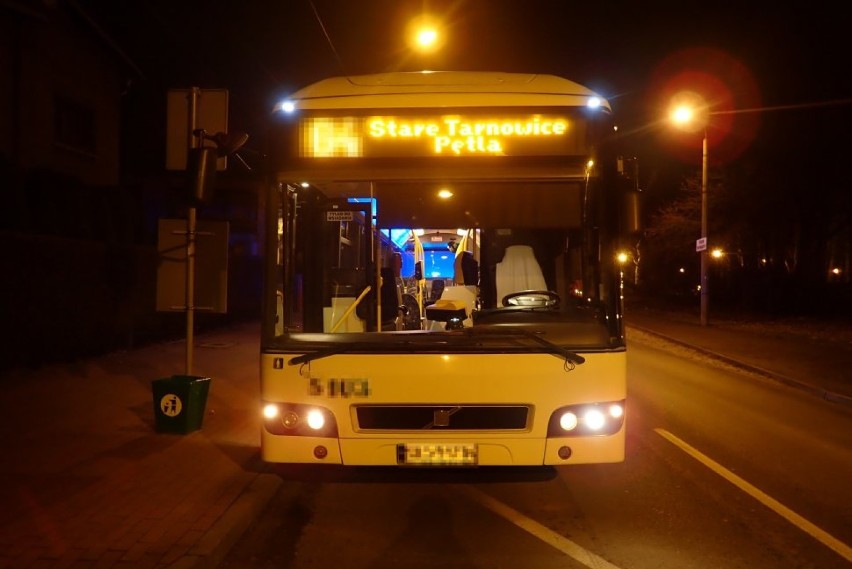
[330,286,372,333]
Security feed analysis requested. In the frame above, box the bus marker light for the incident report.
[559,412,579,431]
[558,446,572,459]
[314,446,328,459]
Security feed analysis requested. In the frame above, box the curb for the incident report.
[627,324,852,409]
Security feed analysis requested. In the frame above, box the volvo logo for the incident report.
[427,406,461,428]
[434,409,451,427]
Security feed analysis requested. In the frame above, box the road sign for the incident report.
[156,218,229,313]
[696,237,707,252]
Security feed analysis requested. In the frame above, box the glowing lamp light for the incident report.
[262,404,279,419]
[416,28,438,49]
[584,409,606,431]
[277,100,296,113]
[616,251,630,265]
[711,248,724,259]
[407,15,443,54]
[671,105,694,125]
[306,409,326,430]
[587,97,602,109]
[437,188,453,199]
[608,404,624,419]
[559,412,579,431]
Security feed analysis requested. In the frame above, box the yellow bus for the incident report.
[260,71,639,467]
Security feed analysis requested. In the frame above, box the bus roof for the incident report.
[282,71,611,112]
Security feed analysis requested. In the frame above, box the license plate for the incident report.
[397,443,478,466]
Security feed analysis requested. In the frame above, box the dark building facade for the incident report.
[0,1,261,370]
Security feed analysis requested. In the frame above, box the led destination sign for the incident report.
[299,114,583,158]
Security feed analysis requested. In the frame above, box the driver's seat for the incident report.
[495,245,547,306]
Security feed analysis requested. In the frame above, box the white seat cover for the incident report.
[495,245,547,306]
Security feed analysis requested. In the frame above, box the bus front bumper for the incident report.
[260,429,625,466]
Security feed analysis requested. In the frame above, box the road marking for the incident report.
[655,428,852,563]
[456,485,624,569]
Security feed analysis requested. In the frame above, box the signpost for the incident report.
[164,88,229,375]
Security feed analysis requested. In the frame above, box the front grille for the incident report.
[355,405,530,431]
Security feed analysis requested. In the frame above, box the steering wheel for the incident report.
[501,290,560,308]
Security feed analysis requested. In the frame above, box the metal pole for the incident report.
[186,87,200,373]
[700,129,709,326]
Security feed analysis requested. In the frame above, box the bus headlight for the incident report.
[262,404,279,419]
[262,402,338,437]
[584,409,606,431]
[306,409,326,430]
[559,412,579,431]
[547,401,625,437]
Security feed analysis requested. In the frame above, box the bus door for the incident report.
[300,198,375,333]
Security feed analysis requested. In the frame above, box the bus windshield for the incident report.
[268,176,622,352]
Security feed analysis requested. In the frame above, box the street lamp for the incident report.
[671,96,710,326]
[406,15,444,55]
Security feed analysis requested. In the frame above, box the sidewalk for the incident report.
[0,321,281,569]
[0,311,849,569]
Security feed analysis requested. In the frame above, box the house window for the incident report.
[54,95,96,154]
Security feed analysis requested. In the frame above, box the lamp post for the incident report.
[699,128,708,326]
[671,98,710,326]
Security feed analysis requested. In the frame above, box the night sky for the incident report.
[78,0,851,202]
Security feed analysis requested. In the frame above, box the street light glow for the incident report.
[669,91,709,133]
[671,105,694,124]
[416,28,438,49]
[407,15,444,54]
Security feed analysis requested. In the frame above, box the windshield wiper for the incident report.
[287,330,584,367]
[456,327,585,365]
[288,344,356,366]
[287,340,424,366]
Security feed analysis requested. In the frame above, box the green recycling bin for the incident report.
[152,375,211,434]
